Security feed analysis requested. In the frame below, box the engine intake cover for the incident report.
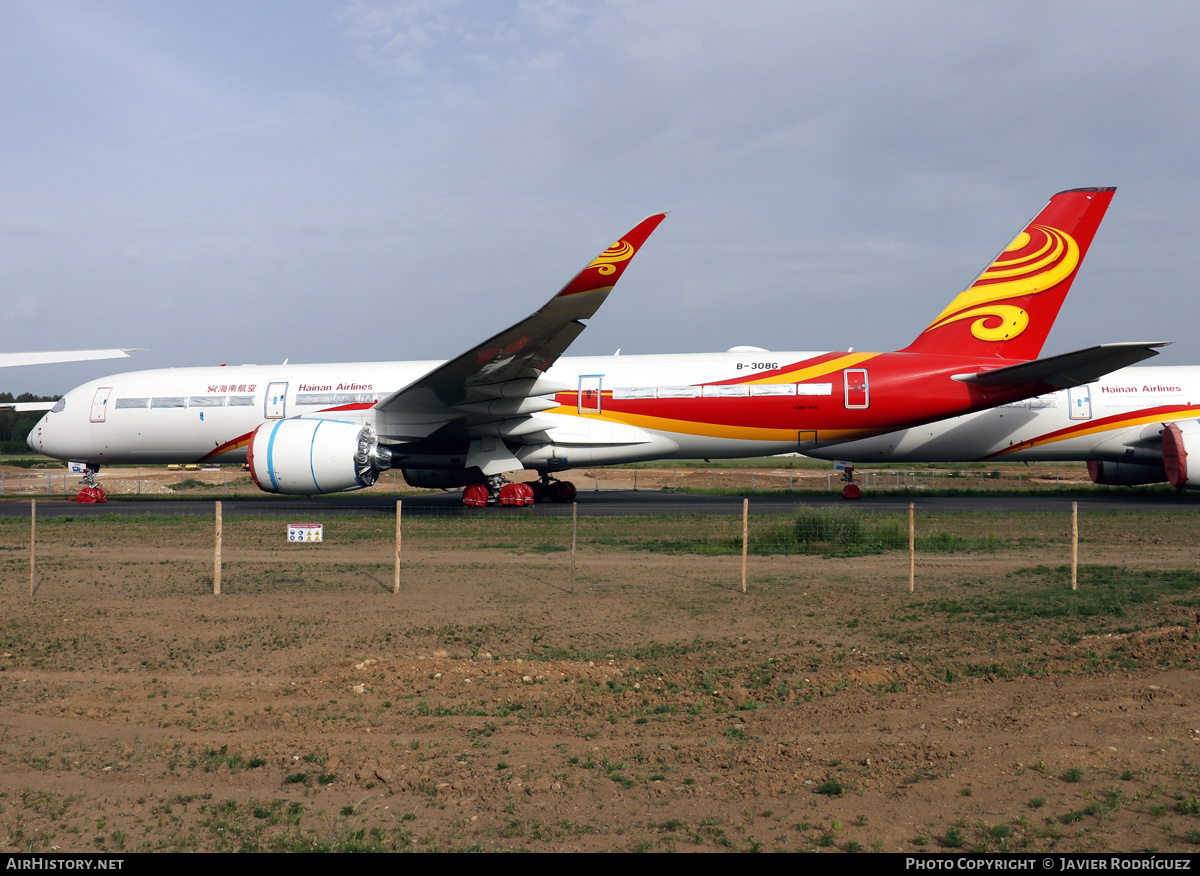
[1161,422,1191,488]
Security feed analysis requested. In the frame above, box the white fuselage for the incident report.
[805,365,1200,464]
[28,351,831,467]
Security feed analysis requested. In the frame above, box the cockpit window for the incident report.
[50,399,65,414]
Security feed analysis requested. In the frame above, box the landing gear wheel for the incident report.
[75,464,106,503]
[839,464,859,500]
[75,486,107,504]
[498,483,534,506]
[547,480,577,503]
[462,483,489,507]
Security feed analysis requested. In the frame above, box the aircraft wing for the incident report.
[0,348,141,368]
[374,214,666,442]
[954,342,1169,389]
[0,401,56,412]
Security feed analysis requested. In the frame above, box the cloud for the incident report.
[2,0,1200,394]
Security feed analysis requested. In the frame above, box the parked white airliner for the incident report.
[806,365,1200,490]
[27,191,1167,503]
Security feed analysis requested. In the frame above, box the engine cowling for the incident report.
[1087,419,1200,489]
[1086,460,1168,486]
[401,468,485,489]
[248,419,392,495]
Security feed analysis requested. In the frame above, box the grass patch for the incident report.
[918,566,1200,624]
[627,508,1005,557]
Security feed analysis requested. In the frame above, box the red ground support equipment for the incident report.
[75,486,107,504]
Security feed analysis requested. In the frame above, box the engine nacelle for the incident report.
[1087,419,1200,489]
[401,468,484,489]
[248,419,392,495]
[1086,460,1168,486]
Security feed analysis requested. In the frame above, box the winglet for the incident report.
[374,213,667,418]
[554,213,667,299]
[902,188,1116,360]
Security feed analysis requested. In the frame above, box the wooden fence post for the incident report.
[394,500,402,595]
[1071,501,1078,591]
[29,499,35,596]
[908,502,915,593]
[214,501,222,595]
[741,498,748,593]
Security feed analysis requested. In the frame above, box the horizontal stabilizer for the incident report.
[954,342,1169,390]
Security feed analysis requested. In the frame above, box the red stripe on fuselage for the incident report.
[196,404,376,462]
[555,352,1048,434]
[199,430,256,462]
[984,405,1199,458]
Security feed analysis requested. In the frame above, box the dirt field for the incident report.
[0,506,1198,852]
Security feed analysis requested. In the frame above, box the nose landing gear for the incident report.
[75,464,107,504]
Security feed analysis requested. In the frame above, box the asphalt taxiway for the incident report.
[1,489,1198,518]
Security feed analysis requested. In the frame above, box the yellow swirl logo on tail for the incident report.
[587,239,635,275]
[925,224,1079,342]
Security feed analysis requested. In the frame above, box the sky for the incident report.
[2,0,1200,394]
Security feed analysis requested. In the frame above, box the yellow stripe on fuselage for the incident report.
[744,352,878,384]
[991,407,1200,456]
[546,352,883,441]
[544,406,876,443]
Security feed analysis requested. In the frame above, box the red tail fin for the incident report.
[902,187,1115,360]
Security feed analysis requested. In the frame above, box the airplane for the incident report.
[27,187,1167,505]
[0,349,139,412]
[805,363,1200,491]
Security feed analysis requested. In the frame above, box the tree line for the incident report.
[0,393,61,453]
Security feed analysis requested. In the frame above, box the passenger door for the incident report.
[843,369,869,409]
[1068,385,1092,420]
[578,375,602,414]
[90,387,112,423]
[266,382,288,419]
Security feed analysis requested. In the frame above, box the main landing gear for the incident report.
[461,475,578,507]
[840,465,860,500]
[537,478,578,504]
[75,464,107,504]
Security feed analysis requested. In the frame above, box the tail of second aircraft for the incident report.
[902,187,1115,361]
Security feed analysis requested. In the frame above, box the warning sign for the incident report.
[288,523,323,543]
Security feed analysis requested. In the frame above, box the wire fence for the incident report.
[3,500,1198,606]
[0,462,1092,499]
